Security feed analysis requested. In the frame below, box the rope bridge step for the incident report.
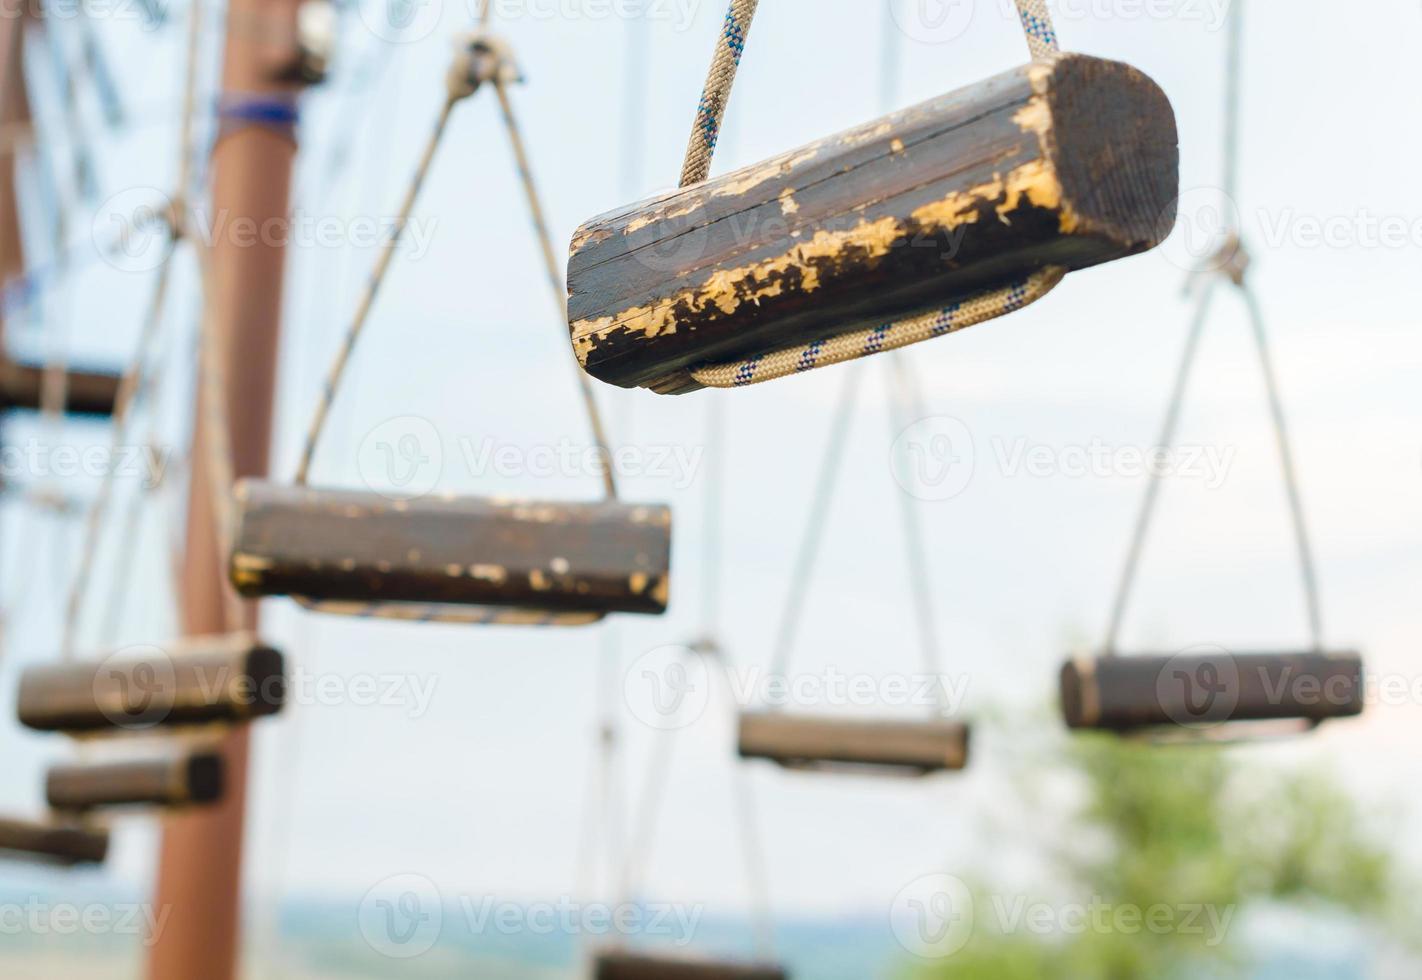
[594,951,787,980]
[19,634,286,734]
[738,713,969,776]
[568,55,1178,394]
[0,815,109,866]
[0,359,123,417]
[46,746,224,813]
[229,480,672,618]
[1060,651,1365,735]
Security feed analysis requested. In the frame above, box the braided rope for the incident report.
[690,268,1064,389]
[285,37,611,628]
[679,0,759,188]
[674,0,1063,389]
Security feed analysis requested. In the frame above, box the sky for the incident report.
[0,0,1419,965]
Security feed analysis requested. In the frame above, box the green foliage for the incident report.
[917,729,1403,980]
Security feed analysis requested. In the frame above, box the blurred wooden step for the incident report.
[18,633,285,734]
[738,713,968,775]
[0,815,109,865]
[46,747,224,812]
[230,480,672,617]
[0,360,122,417]
[593,951,787,980]
[1060,651,1365,733]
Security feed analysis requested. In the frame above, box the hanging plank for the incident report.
[0,815,109,866]
[18,633,286,734]
[0,360,123,417]
[738,713,969,775]
[568,53,1178,393]
[594,951,787,980]
[229,480,673,616]
[46,748,224,812]
[1060,651,1366,732]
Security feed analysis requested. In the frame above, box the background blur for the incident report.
[1,0,1419,976]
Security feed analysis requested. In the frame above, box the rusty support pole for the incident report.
[147,0,301,976]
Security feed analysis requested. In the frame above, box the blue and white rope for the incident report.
[674,0,1063,387]
[689,267,1065,389]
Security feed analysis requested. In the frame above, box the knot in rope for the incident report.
[447,33,521,102]
[294,0,337,86]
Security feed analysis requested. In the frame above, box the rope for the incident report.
[689,269,1064,389]
[884,352,951,714]
[1100,0,1325,655]
[678,0,759,188]
[58,0,206,658]
[286,33,615,626]
[763,362,866,686]
[673,0,1064,389]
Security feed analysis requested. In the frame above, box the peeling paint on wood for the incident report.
[229,480,673,616]
[567,54,1179,393]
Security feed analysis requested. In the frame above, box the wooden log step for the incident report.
[568,53,1179,393]
[0,815,109,866]
[229,480,672,616]
[18,633,286,734]
[46,747,224,812]
[0,360,123,417]
[593,951,787,980]
[1060,651,1366,732]
[737,713,969,775]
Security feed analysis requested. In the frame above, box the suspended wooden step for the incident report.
[593,951,787,980]
[0,815,109,866]
[738,713,969,776]
[0,359,122,417]
[229,480,672,616]
[1060,651,1365,734]
[46,746,224,812]
[18,633,286,734]
[567,53,1178,394]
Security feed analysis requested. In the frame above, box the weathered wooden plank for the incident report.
[0,815,109,866]
[229,480,673,615]
[46,748,224,812]
[594,952,787,980]
[1060,651,1365,732]
[18,633,286,734]
[568,53,1178,393]
[0,360,123,417]
[738,713,969,774]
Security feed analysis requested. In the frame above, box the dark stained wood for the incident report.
[46,748,224,812]
[0,815,109,866]
[0,360,123,417]
[738,713,969,775]
[18,634,285,734]
[1060,651,1366,732]
[568,53,1179,393]
[230,480,673,616]
[594,951,787,980]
